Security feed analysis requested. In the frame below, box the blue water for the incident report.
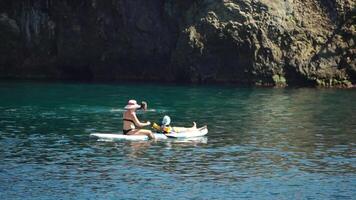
[0,81,355,199]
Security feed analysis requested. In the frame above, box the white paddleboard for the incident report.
[165,126,208,138]
[90,126,208,141]
[90,133,167,141]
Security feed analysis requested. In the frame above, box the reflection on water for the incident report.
[0,82,355,199]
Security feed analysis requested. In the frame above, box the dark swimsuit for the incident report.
[123,118,137,135]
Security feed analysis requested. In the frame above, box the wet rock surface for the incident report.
[0,0,355,87]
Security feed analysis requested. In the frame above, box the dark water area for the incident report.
[0,81,355,199]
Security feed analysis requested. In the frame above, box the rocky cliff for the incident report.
[0,0,355,87]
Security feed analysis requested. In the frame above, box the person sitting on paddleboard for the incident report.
[123,100,155,139]
[152,115,197,134]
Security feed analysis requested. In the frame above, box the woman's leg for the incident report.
[127,129,155,139]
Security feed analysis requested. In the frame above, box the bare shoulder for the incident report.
[124,111,135,119]
[123,111,130,118]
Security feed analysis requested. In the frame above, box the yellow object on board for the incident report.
[163,126,172,133]
[152,122,172,133]
[152,122,161,130]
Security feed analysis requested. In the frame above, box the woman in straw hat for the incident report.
[123,100,155,139]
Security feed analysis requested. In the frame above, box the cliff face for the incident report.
[0,0,355,87]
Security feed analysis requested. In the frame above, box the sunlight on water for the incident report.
[0,81,355,199]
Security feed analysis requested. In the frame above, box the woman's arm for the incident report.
[132,113,150,127]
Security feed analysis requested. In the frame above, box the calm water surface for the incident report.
[0,81,355,199]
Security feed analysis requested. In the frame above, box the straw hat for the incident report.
[124,100,141,110]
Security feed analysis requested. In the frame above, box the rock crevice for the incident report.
[0,0,354,87]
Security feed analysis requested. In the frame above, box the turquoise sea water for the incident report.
[0,81,355,199]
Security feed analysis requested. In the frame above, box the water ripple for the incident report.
[0,82,355,199]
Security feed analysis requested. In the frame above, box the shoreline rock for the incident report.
[0,0,354,88]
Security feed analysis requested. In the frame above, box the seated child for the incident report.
[152,115,197,134]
